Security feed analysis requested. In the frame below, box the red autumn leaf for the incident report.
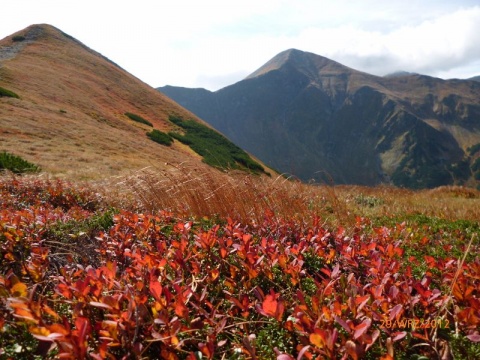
[277,354,295,360]
[424,255,436,268]
[198,342,213,359]
[12,307,39,323]
[161,348,179,360]
[464,285,475,300]
[411,331,429,341]
[386,244,394,258]
[262,294,278,317]
[356,295,370,312]
[392,331,407,342]
[48,323,70,335]
[355,294,370,305]
[354,318,371,339]
[74,317,90,359]
[89,301,113,310]
[174,299,189,318]
[242,234,252,243]
[150,280,163,301]
[345,340,361,360]
[275,298,285,321]
[309,328,330,349]
[345,340,359,360]
[210,268,220,281]
[228,296,247,310]
[365,329,381,351]
[331,263,340,278]
[42,304,60,320]
[335,316,352,333]
[297,345,311,360]
[389,304,403,320]
[309,333,325,348]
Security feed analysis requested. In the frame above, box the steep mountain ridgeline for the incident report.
[0,24,268,179]
[159,49,480,188]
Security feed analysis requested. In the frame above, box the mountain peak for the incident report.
[246,49,316,79]
[2,23,83,56]
[384,70,419,78]
[6,24,67,43]
[1,23,125,72]
[245,48,354,81]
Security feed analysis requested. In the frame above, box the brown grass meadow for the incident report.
[97,164,480,227]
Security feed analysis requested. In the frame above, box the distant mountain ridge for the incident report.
[159,49,480,188]
[384,71,419,78]
[0,24,268,179]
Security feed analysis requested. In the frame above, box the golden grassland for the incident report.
[6,161,479,229]
[87,164,480,227]
[1,24,256,180]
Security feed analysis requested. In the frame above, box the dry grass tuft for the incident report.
[94,165,480,228]
[109,164,349,225]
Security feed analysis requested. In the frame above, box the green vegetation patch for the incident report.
[472,158,480,172]
[147,129,173,146]
[467,143,480,156]
[168,114,266,174]
[125,112,153,127]
[0,151,40,174]
[12,35,26,42]
[354,194,384,207]
[0,86,19,98]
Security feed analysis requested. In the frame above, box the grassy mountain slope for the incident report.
[0,24,267,179]
[159,49,480,189]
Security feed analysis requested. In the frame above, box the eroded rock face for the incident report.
[159,49,480,189]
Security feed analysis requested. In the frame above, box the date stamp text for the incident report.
[380,318,449,329]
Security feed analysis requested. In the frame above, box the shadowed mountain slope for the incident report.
[0,24,268,179]
[159,49,480,188]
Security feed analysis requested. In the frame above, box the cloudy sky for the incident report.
[1,0,480,91]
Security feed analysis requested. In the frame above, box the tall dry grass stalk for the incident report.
[111,164,350,224]
[104,164,480,226]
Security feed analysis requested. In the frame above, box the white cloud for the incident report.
[1,1,479,90]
